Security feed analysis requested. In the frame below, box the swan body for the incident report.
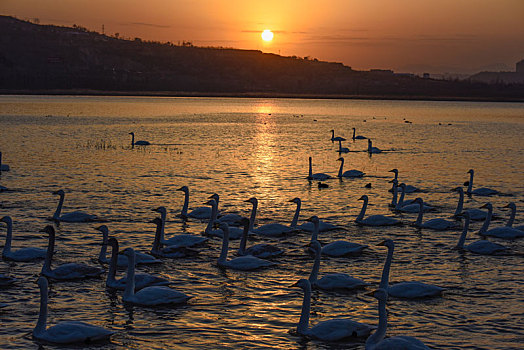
[455,214,507,255]
[40,226,104,281]
[352,127,367,140]
[177,186,212,220]
[478,203,524,239]
[452,187,488,220]
[247,197,294,237]
[238,218,283,259]
[122,248,191,306]
[412,199,458,230]
[1,216,47,262]
[367,139,382,154]
[366,288,429,350]
[299,220,338,232]
[0,152,10,171]
[337,139,350,153]
[0,274,16,287]
[105,237,170,291]
[129,132,150,146]
[330,129,346,142]
[388,169,420,193]
[504,202,524,231]
[337,157,364,178]
[153,207,208,247]
[204,199,243,239]
[33,276,113,344]
[150,218,200,258]
[395,186,433,213]
[217,222,275,271]
[466,169,498,196]
[356,195,401,226]
[309,241,368,290]
[309,216,367,257]
[307,156,331,181]
[51,190,98,222]
[293,279,373,341]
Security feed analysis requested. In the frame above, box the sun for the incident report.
[261,29,274,42]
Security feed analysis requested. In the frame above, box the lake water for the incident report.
[0,95,523,349]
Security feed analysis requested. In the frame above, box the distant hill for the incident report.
[1,16,523,101]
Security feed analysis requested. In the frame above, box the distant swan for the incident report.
[40,226,104,281]
[217,222,275,271]
[452,187,488,220]
[478,203,524,239]
[308,241,368,290]
[248,197,295,237]
[33,276,114,344]
[337,157,364,178]
[337,139,349,153]
[1,216,47,262]
[455,212,506,255]
[122,248,191,306]
[412,198,459,230]
[150,217,199,258]
[307,156,331,181]
[365,288,429,350]
[129,132,150,146]
[238,217,284,258]
[50,190,98,222]
[177,186,212,220]
[504,202,524,231]
[309,216,367,257]
[378,239,443,298]
[0,152,9,171]
[367,139,382,154]
[153,207,208,247]
[466,169,498,196]
[352,127,367,140]
[330,129,346,142]
[356,195,401,226]
[293,278,373,341]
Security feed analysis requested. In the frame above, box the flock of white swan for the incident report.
[0,130,523,348]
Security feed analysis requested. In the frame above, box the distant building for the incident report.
[469,59,524,84]
[517,59,524,73]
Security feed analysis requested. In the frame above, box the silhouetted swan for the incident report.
[309,216,367,256]
[330,129,346,142]
[308,241,368,290]
[395,184,432,213]
[295,198,338,232]
[210,193,244,226]
[337,157,364,178]
[455,212,506,255]
[238,218,283,258]
[478,203,524,239]
[388,169,420,193]
[390,180,417,208]
[122,248,191,306]
[288,197,302,230]
[367,139,382,154]
[352,127,367,140]
[378,239,443,298]
[307,156,331,181]
[33,276,114,344]
[248,197,295,237]
[1,216,46,262]
[466,169,498,196]
[97,225,160,267]
[153,207,208,247]
[204,199,243,239]
[50,190,98,222]
[40,226,104,281]
[177,186,212,220]
[413,199,458,230]
[217,222,275,270]
[150,217,199,258]
[337,139,349,153]
[452,187,488,220]
[0,152,9,171]
[0,273,16,287]
[129,132,150,146]
[504,202,524,231]
[356,195,401,226]
[293,278,373,341]
[105,237,170,290]
[365,288,429,350]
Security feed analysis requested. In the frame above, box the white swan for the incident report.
[378,239,443,298]
[217,222,275,271]
[388,169,420,193]
[152,207,208,247]
[356,195,401,226]
[309,216,367,256]
[97,225,160,267]
[452,187,488,220]
[50,190,98,222]
[308,241,368,290]
[238,217,284,258]
[105,237,170,291]
[129,132,150,146]
[412,199,459,230]
[0,152,9,171]
[352,127,367,140]
[367,139,382,154]
[150,217,199,258]
[122,248,191,306]
[478,203,524,239]
[204,199,244,239]
[177,186,212,220]
[337,139,349,153]
[330,129,346,142]
[504,202,524,231]
[1,216,47,262]
[0,273,16,287]
[40,226,104,281]
[337,157,364,178]
[33,276,114,344]
[365,288,429,350]
[307,156,331,181]
[455,212,506,255]
[466,169,498,196]
[292,278,373,341]
[395,184,433,213]
[248,197,294,237]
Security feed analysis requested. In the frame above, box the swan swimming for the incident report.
[309,216,367,256]
[367,139,382,154]
[307,156,332,181]
[153,207,208,247]
[204,199,244,239]
[337,157,364,178]
[33,276,114,344]
[455,212,506,255]
[122,248,191,306]
[378,239,443,298]
[177,186,212,220]
[294,198,338,232]
[129,132,150,146]
[365,288,429,350]
[337,139,350,153]
[150,217,199,258]
[308,241,368,290]
[238,217,284,258]
[388,169,420,193]
[478,203,524,239]
[412,198,459,230]
[1,216,47,262]
[210,193,244,226]
[466,169,498,196]
[292,278,373,341]
[352,127,367,140]
[0,152,9,171]
[40,226,104,281]
[356,195,401,226]
[330,129,346,142]
[503,202,524,231]
[50,190,98,222]
[395,184,433,213]
[391,180,417,207]
[247,197,294,237]
[452,187,488,220]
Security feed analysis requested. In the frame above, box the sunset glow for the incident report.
[261,29,274,42]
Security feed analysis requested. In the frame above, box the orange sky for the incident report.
[2,0,523,74]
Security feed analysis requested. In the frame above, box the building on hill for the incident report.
[517,59,524,73]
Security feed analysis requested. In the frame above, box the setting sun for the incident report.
[261,29,274,42]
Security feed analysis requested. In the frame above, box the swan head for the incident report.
[152,206,167,215]
[467,169,474,174]
[128,132,135,136]
[370,288,388,301]
[306,216,319,224]
[290,278,310,290]
[107,237,118,249]
[358,195,368,201]
[309,240,321,255]
[337,157,344,161]
[39,225,55,236]
[0,216,11,225]
[245,197,258,205]
[209,193,220,202]
[388,168,398,174]
[217,222,230,234]
[503,202,516,210]
[122,247,135,258]
[452,186,463,193]
[377,239,394,249]
[52,189,65,196]
[288,197,301,204]
[176,186,188,193]
[480,203,492,210]
[96,225,109,233]
[414,198,424,204]
[204,199,217,206]
[37,276,48,289]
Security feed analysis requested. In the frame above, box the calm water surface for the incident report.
[0,96,523,349]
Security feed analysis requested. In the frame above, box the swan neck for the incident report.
[467,172,473,194]
[152,220,163,252]
[130,133,135,146]
[42,230,55,274]
[308,249,321,283]
[248,201,258,232]
[338,158,344,177]
[297,283,311,335]
[35,280,48,335]
[506,205,516,227]
[390,183,398,207]
[310,221,319,242]
[454,189,464,216]
[456,216,470,249]
[181,190,189,217]
[414,201,424,226]
[218,226,229,265]
[3,218,13,255]
[352,128,356,139]
[98,231,108,262]
[123,251,136,299]
[290,201,301,228]
[308,158,313,178]
[107,242,118,285]
[159,213,166,243]
[366,298,388,348]
[479,206,492,234]
[396,187,406,209]
[238,221,249,255]
[379,244,394,290]
[205,202,218,234]
[53,194,65,219]
[357,198,368,222]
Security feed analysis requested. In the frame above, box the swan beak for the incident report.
[289,280,300,288]
[479,204,489,209]
[377,240,387,246]
[151,207,160,212]
[364,290,377,297]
